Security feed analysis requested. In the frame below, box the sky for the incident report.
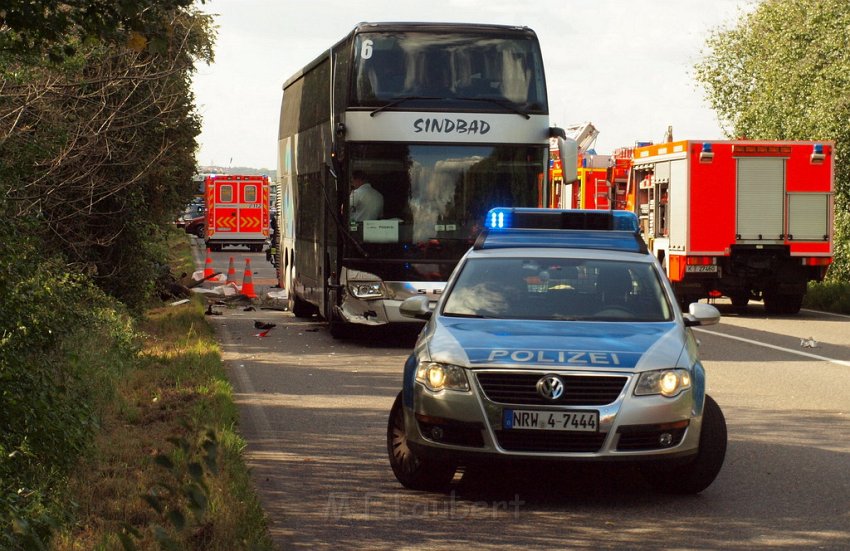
[191,0,757,170]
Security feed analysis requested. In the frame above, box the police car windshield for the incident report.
[442,257,673,321]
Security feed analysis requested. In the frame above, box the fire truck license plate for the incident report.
[503,409,598,432]
[685,265,718,273]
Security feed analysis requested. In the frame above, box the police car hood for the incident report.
[428,318,686,370]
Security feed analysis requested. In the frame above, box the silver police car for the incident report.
[387,208,726,494]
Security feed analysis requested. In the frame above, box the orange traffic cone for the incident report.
[240,258,257,299]
[204,248,214,279]
[226,256,237,285]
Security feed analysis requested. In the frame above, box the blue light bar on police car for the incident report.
[477,208,647,254]
[485,208,639,232]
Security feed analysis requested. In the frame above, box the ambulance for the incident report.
[204,174,271,252]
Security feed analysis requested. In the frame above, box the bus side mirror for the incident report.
[327,149,341,180]
[556,134,578,184]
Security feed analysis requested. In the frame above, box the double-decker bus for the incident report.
[276,22,576,336]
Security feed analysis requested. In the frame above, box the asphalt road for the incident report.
[193,240,850,550]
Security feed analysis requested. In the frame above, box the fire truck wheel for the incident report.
[765,292,803,315]
[783,294,804,314]
[730,294,749,312]
[678,295,699,312]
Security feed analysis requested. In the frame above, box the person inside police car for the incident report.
[597,265,634,309]
[349,169,384,222]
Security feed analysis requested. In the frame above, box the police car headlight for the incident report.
[416,362,469,392]
[635,369,692,397]
[348,282,384,299]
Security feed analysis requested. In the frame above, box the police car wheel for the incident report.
[387,392,456,492]
[642,394,727,494]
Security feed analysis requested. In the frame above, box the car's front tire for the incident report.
[641,394,727,494]
[387,392,456,492]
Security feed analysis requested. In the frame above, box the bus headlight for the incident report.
[635,369,692,398]
[348,282,384,299]
[415,362,469,392]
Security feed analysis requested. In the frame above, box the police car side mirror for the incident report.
[683,303,721,327]
[399,295,432,320]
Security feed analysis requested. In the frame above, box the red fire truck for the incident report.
[204,174,270,252]
[627,140,834,313]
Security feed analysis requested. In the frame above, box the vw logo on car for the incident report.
[536,375,565,401]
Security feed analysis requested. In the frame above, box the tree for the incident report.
[1,4,215,309]
[0,0,203,61]
[694,0,850,281]
[1,2,216,544]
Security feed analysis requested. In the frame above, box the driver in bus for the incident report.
[349,169,384,222]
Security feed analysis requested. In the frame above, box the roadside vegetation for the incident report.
[1,2,270,548]
[2,231,272,549]
[804,280,850,315]
[50,234,271,550]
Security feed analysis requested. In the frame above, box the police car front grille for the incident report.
[476,373,628,406]
[495,430,606,453]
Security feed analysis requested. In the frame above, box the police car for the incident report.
[387,208,726,494]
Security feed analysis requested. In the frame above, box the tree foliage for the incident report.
[694,0,850,281]
[1,1,216,545]
[1,2,215,309]
[0,0,204,61]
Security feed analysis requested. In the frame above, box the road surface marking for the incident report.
[695,328,850,367]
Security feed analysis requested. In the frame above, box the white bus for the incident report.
[276,22,576,337]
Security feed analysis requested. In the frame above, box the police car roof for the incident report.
[475,208,647,254]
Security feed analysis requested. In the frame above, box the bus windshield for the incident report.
[350,31,547,112]
[345,143,545,274]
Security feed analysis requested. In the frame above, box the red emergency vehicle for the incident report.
[204,174,270,252]
[549,122,610,209]
[626,140,834,313]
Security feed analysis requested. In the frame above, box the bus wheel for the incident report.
[291,295,316,318]
[329,319,350,339]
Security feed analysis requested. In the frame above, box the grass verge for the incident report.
[50,237,272,550]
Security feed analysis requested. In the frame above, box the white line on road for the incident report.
[801,308,850,319]
[694,328,850,367]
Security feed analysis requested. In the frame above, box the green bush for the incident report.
[0,221,139,548]
[803,280,850,314]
